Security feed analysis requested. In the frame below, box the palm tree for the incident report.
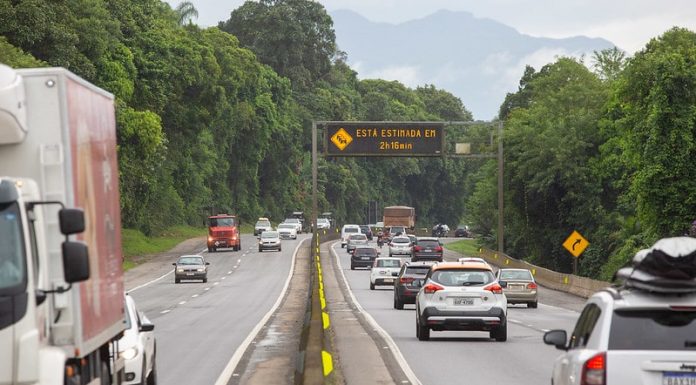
[176,1,199,26]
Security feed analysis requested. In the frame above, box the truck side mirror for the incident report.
[59,208,85,235]
[62,241,90,283]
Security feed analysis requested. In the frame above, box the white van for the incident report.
[341,224,361,248]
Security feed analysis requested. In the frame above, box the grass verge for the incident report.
[444,238,481,256]
[122,225,205,270]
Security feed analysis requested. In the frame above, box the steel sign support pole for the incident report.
[497,121,504,255]
[312,121,318,235]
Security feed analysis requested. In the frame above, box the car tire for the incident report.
[350,263,355,270]
[147,356,157,385]
[528,301,538,308]
[258,247,262,252]
[491,323,507,342]
[175,278,180,284]
[278,247,282,252]
[370,282,375,290]
[416,315,430,341]
[394,295,404,310]
[203,278,207,283]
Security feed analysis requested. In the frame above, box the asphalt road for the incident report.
[331,240,586,385]
[125,234,309,385]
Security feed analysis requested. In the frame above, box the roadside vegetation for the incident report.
[1,1,694,279]
[122,226,204,270]
[444,239,481,257]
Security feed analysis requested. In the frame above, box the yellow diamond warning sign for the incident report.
[330,128,353,151]
[563,230,589,258]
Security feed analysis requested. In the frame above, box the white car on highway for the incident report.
[370,257,402,290]
[389,236,412,257]
[341,224,361,248]
[282,218,303,234]
[277,223,298,239]
[416,261,508,341]
[119,294,157,385]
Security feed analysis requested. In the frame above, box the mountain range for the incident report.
[330,9,616,120]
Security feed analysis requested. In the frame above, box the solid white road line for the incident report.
[331,242,423,385]
[213,238,308,385]
[127,270,173,293]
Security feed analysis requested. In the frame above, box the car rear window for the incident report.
[377,259,401,268]
[417,240,440,248]
[431,269,494,286]
[608,309,696,350]
[393,238,410,244]
[350,234,367,240]
[345,227,360,233]
[355,248,377,256]
[405,267,431,276]
[499,270,533,280]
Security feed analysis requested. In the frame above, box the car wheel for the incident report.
[393,295,404,310]
[147,356,157,385]
[278,247,282,252]
[416,315,430,341]
[370,282,375,290]
[175,278,180,284]
[202,278,207,283]
[140,360,147,385]
[212,247,217,252]
[350,263,355,270]
[528,301,538,308]
[491,323,507,342]
[258,247,262,252]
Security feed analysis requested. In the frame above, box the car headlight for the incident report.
[120,347,138,360]
[176,268,184,272]
[197,268,205,272]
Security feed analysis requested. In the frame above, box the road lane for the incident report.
[126,234,309,385]
[331,241,585,385]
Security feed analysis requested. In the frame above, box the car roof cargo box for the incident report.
[615,237,696,294]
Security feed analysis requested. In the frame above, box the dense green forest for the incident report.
[1,0,694,279]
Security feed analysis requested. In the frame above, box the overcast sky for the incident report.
[168,0,696,53]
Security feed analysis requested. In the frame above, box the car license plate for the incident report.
[361,257,369,260]
[508,285,523,291]
[454,298,474,305]
[663,372,696,385]
[384,279,393,283]
[186,273,195,276]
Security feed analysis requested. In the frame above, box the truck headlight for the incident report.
[120,347,138,360]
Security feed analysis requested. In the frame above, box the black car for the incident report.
[411,237,444,262]
[350,246,379,270]
[359,225,373,240]
[454,225,470,238]
[393,262,434,309]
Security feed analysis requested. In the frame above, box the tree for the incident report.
[592,47,627,81]
[175,1,198,25]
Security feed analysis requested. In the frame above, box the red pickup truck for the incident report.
[207,214,241,252]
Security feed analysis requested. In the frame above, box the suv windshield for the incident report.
[609,309,696,350]
[431,269,495,286]
[0,202,26,291]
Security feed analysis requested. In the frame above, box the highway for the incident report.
[124,234,310,385]
[330,240,585,385]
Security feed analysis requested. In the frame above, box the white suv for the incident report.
[544,237,696,385]
[370,257,402,290]
[415,261,508,341]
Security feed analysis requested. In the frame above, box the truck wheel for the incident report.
[207,247,213,253]
[100,360,111,385]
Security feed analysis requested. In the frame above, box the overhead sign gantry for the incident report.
[324,121,444,157]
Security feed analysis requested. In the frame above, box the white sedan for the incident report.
[119,294,156,385]
[277,223,298,239]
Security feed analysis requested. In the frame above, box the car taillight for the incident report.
[581,352,605,385]
[413,246,422,252]
[435,246,443,252]
[484,283,503,294]
[423,283,444,294]
[527,282,538,290]
[400,277,414,284]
